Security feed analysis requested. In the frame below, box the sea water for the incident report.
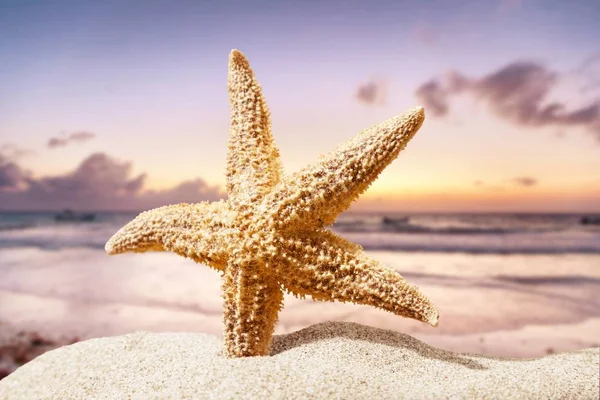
[1,211,599,254]
[1,211,599,357]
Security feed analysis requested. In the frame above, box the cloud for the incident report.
[0,143,32,159]
[0,161,28,191]
[0,145,31,191]
[512,176,537,187]
[138,179,224,209]
[415,60,600,142]
[415,80,449,116]
[356,79,387,106]
[48,131,96,148]
[474,177,537,190]
[0,152,224,210]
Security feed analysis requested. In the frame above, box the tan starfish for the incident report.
[105,49,439,358]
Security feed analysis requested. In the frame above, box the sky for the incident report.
[1,0,599,212]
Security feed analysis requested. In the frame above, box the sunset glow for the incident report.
[1,0,599,211]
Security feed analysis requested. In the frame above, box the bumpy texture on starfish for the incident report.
[105,49,439,357]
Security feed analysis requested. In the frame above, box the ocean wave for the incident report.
[0,238,106,251]
[332,213,600,236]
[357,242,600,254]
[0,223,36,232]
[1,212,599,255]
[2,233,599,254]
[333,223,537,235]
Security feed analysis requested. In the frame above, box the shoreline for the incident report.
[1,247,599,378]
[1,285,598,359]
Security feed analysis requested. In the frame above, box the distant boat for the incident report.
[580,216,600,225]
[54,209,96,222]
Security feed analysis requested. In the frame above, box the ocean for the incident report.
[1,210,599,361]
[1,211,600,254]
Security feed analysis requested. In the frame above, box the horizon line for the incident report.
[1,209,599,215]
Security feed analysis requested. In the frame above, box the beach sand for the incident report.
[1,321,598,399]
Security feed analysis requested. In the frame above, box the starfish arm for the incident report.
[104,201,231,271]
[226,49,282,205]
[222,260,283,357]
[275,229,439,326]
[265,107,424,228]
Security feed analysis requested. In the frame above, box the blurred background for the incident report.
[1,0,599,378]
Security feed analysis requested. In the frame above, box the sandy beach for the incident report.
[1,322,598,399]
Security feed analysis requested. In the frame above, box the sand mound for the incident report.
[0,322,598,399]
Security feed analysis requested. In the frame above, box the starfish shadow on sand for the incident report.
[270,321,488,370]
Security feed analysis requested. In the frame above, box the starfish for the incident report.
[105,49,439,358]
